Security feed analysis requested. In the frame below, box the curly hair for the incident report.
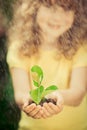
[7,0,87,59]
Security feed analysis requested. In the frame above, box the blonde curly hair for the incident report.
[7,0,87,58]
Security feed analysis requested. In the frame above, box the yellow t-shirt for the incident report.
[7,43,87,130]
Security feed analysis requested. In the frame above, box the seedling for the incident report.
[30,65,58,105]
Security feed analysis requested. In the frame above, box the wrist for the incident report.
[14,92,30,108]
[52,90,64,106]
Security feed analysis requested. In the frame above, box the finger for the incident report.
[29,105,41,117]
[56,95,64,109]
[34,115,42,119]
[23,101,29,108]
[33,111,42,119]
[22,95,32,108]
[42,104,51,117]
[48,102,63,114]
[38,109,47,119]
[23,103,36,113]
[40,108,47,119]
[43,103,55,115]
[42,107,50,118]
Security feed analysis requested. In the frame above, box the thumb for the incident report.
[56,92,64,108]
[22,94,31,108]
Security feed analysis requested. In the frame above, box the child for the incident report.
[7,0,87,130]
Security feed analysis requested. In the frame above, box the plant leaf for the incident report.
[42,85,58,97]
[31,65,43,85]
[30,86,44,104]
[31,65,43,78]
[33,80,39,87]
[45,85,58,91]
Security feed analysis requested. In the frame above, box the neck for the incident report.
[40,31,58,50]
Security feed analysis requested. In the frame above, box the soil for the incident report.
[29,98,56,106]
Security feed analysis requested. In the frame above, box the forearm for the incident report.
[59,88,86,106]
[10,68,31,106]
[13,84,30,107]
[59,67,87,107]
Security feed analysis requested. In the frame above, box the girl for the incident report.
[7,0,87,130]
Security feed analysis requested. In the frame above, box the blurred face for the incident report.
[37,5,74,38]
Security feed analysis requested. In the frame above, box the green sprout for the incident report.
[30,65,58,105]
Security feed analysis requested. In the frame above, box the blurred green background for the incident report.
[0,0,21,130]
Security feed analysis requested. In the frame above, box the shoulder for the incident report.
[7,41,30,71]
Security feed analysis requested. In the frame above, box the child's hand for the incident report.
[23,103,42,119]
[41,91,64,118]
[15,92,42,119]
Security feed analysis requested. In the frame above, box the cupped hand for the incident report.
[15,93,42,119]
[41,91,64,118]
[19,91,64,119]
[23,103,42,119]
